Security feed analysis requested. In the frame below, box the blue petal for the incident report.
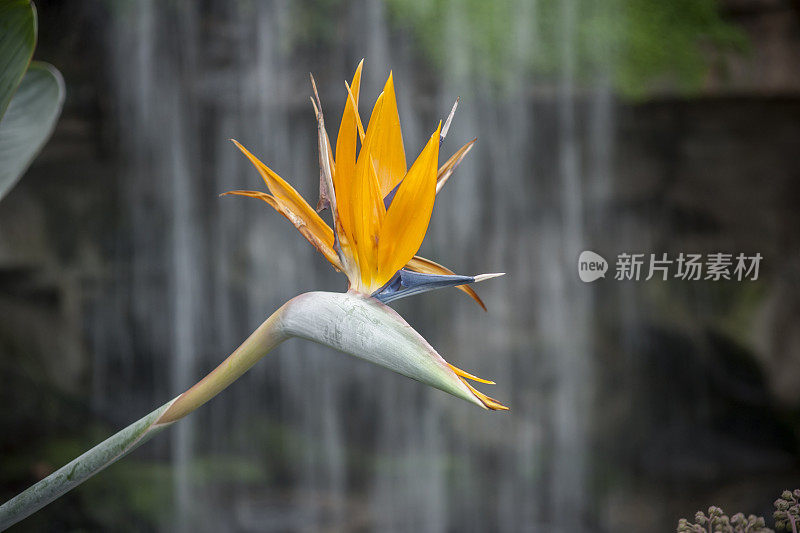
[383,180,401,209]
[372,269,475,304]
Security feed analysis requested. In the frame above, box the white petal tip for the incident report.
[473,272,506,283]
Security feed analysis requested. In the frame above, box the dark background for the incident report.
[1,0,799,531]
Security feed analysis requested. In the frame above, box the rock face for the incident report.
[615,96,800,403]
[0,1,799,531]
[713,0,800,94]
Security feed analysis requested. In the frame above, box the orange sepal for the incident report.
[447,363,495,384]
[370,72,407,197]
[376,123,441,286]
[230,140,337,262]
[436,139,476,194]
[461,378,509,411]
[447,362,508,411]
[221,190,341,269]
[351,93,388,289]
[334,60,364,246]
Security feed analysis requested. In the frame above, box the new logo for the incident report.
[578,251,608,282]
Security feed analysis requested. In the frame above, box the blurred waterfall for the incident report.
[99,1,614,531]
[552,0,590,527]
[111,1,204,529]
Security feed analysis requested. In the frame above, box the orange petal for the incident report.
[370,72,407,197]
[460,378,509,411]
[344,80,365,142]
[351,93,388,289]
[405,255,487,311]
[230,141,339,262]
[221,190,341,269]
[447,363,495,384]
[334,60,364,246]
[436,138,475,194]
[232,140,309,206]
[353,160,385,288]
[447,362,508,410]
[376,123,441,286]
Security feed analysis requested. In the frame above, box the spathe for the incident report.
[281,291,491,407]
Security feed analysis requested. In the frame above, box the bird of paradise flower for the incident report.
[0,60,506,530]
[224,60,506,409]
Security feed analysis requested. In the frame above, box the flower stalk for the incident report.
[156,307,288,424]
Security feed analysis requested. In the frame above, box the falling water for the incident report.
[552,0,591,528]
[98,1,615,530]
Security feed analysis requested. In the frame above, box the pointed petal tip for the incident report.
[462,379,510,411]
[441,98,460,141]
[344,80,365,139]
[447,362,508,410]
[473,272,505,283]
[448,363,495,384]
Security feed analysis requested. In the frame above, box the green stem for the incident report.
[157,305,287,424]
[0,401,173,530]
[0,305,288,530]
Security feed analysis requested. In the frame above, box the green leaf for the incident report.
[0,61,64,201]
[0,0,37,118]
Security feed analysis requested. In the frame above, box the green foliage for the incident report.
[290,0,346,49]
[0,0,64,202]
[0,62,64,199]
[384,0,747,98]
[0,0,36,116]
[612,0,747,96]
